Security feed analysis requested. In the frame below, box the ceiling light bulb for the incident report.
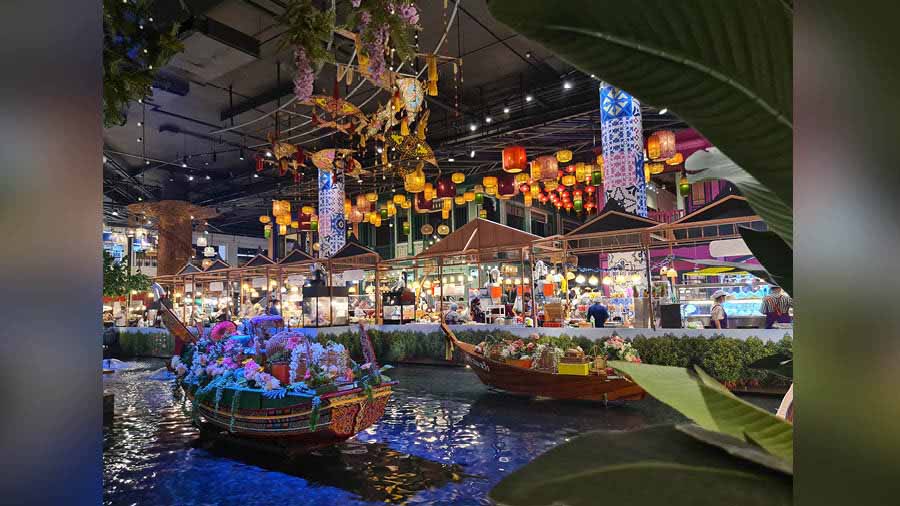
[188,175,194,181]
[447,157,455,162]
[205,175,211,180]
[469,123,477,131]
[144,159,150,165]
[376,146,383,154]
[265,151,273,158]
[503,107,510,114]
[525,94,534,102]
[485,116,492,123]
[253,173,259,178]
[659,108,668,115]
[136,121,142,127]
[563,81,573,89]
[112,211,118,216]
[136,137,142,142]
[137,197,142,201]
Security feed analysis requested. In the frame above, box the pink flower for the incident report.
[293,47,314,102]
[397,3,419,25]
[222,357,236,369]
[243,359,260,380]
[352,0,362,7]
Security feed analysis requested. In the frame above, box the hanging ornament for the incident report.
[436,176,456,199]
[437,224,450,235]
[647,130,677,160]
[665,152,684,165]
[402,221,410,234]
[426,54,439,96]
[463,190,475,202]
[451,172,465,184]
[454,195,466,206]
[421,223,434,235]
[556,150,573,163]
[259,215,271,224]
[502,145,527,173]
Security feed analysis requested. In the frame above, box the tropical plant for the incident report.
[103,250,152,296]
[103,0,185,127]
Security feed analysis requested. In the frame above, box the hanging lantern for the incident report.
[368,212,378,225]
[275,213,291,226]
[366,192,378,203]
[374,214,382,227]
[539,192,549,204]
[349,206,365,224]
[436,176,456,199]
[272,200,289,217]
[479,209,487,218]
[393,194,406,205]
[679,174,691,197]
[667,268,678,279]
[344,199,351,216]
[482,176,497,188]
[575,274,586,284]
[543,180,559,192]
[573,199,583,212]
[475,191,484,204]
[309,215,318,231]
[454,195,466,206]
[263,223,272,238]
[451,172,465,184]
[644,164,651,184]
[485,185,497,196]
[514,173,530,185]
[291,220,299,228]
[596,154,603,167]
[533,155,559,182]
[400,199,411,209]
[380,207,389,220]
[519,183,531,195]
[259,215,270,224]
[497,173,517,199]
[356,194,372,213]
[437,224,450,235]
[591,169,603,185]
[279,224,288,235]
[387,201,397,216]
[415,191,434,212]
[575,162,590,182]
[647,130,677,160]
[585,185,596,195]
[502,145,527,173]
[301,205,314,216]
[665,152,684,165]
[524,194,533,207]
[196,235,208,247]
[529,183,540,198]
[463,191,475,202]
[556,150,573,163]
[421,224,434,235]
[561,174,576,187]
[402,221,410,234]
[647,162,665,175]
[404,164,426,193]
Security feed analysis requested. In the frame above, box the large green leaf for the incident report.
[676,424,792,475]
[739,227,793,294]
[611,362,793,464]
[686,148,793,248]
[487,0,793,209]
[489,425,792,506]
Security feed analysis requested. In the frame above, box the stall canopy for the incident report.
[175,262,203,275]
[329,238,381,272]
[672,191,755,224]
[415,218,540,259]
[565,200,659,236]
[278,246,314,265]
[244,252,276,267]
[203,258,230,271]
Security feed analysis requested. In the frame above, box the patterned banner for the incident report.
[599,83,647,217]
[318,169,346,258]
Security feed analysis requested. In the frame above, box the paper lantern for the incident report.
[380,207,389,220]
[530,184,540,198]
[647,130,676,160]
[454,195,466,206]
[475,192,484,204]
[393,194,406,204]
[644,164,651,184]
[275,213,291,226]
[421,224,434,235]
[543,180,559,192]
[349,206,365,223]
[647,162,665,175]
[442,198,452,211]
[482,176,497,188]
[451,172,465,184]
[279,224,288,235]
[575,162,591,182]
[533,155,558,182]
[596,154,603,167]
[514,173,530,185]
[523,194,533,207]
[415,191,433,212]
[356,194,371,213]
[436,176,456,199]
[479,209,487,218]
[666,152,684,165]
[438,224,450,235]
[259,215,271,224]
[263,224,272,238]
[463,191,475,202]
[574,199,583,212]
[387,201,396,216]
[402,221,410,234]
[400,199,411,209]
[404,165,426,193]
[561,174,576,187]
[291,220,299,228]
[374,214,382,227]
[485,185,497,196]
[368,212,378,225]
[497,173,518,199]
[502,145,527,173]
[366,192,378,203]
[679,174,691,197]
[302,205,314,215]
[309,215,318,231]
[272,200,290,216]
[556,150,573,163]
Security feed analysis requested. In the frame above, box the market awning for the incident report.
[416,218,540,258]
[175,262,202,275]
[278,246,314,264]
[330,239,380,260]
[244,253,275,267]
[203,258,230,271]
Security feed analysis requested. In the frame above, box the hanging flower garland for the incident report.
[102,0,184,127]
[278,0,336,102]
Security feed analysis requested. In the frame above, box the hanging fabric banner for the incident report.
[318,168,347,258]
[599,83,647,217]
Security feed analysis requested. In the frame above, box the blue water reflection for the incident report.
[103,360,778,505]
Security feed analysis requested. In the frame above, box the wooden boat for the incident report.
[441,323,645,402]
[154,284,394,443]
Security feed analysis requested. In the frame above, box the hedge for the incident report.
[117,329,176,358]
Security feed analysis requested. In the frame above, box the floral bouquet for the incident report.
[599,336,642,363]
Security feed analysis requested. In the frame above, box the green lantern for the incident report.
[679,174,691,197]
[574,199,583,212]
[380,208,389,220]
[591,171,603,185]
[402,221,410,234]
[474,192,484,205]
[264,224,272,238]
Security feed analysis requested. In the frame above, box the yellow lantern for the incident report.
[575,162,590,182]
[259,215,271,224]
[366,192,378,203]
[479,209,487,218]
[473,184,484,194]
[647,130,676,160]
[463,191,475,202]
[530,184,540,198]
[534,155,559,181]
[344,199,351,216]
[393,194,406,204]
[524,194,533,207]
[543,180,559,192]
[368,212,378,224]
[356,194,371,213]
[438,224,450,235]
[485,185,497,195]
[454,195,466,206]
[441,209,450,219]
[404,164,426,193]
[561,174,576,187]
[482,176,497,188]
[291,220,299,228]
[387,201,397,216]
[442,199,452,211]
[665,152,684,165]
[644,164,651,183]
[596,154,603,167]
[400,199,411,209]
[279,224,287,235]
[301,205,314,215]
[374,214,382,227]
[275,213,291,226]
[451,172,465,184]
[556,150,573,163]
[647,162,665,175]
[514,173,530,185]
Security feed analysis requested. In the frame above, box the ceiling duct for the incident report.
[167,16,260,84]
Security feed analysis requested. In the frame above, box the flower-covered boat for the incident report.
[441,323,645,403]
[156,285,395,445]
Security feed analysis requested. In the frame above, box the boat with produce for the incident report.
[441,323,645,402]
[154,284,395,445]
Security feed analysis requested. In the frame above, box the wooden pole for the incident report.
[374,260,382,324]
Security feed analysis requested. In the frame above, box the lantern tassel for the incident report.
[426,54,439,96]
[400,116,409,136]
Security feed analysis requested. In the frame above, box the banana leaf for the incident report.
[739,227,793,294]
[489,424,792,506]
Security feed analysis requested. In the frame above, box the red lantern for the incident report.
[573,189,583,199]
[585,185,595,194]
[564,201,573,211]
[566,164,576,174]
[255,152,264,172]
[647,130,677,160]
[415,191,433,212]
[497,172,518,199]
[502,146,527,173]
[519,183,531,194]
[436,176,456,199]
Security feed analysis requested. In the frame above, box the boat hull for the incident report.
[184,383,394,442]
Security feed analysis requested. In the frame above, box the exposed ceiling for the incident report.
[103,0,689,237]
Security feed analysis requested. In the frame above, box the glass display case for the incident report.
[381,287,415,324]
[301,286,349,327]
[675,272,770,328]
[349,294,376,323]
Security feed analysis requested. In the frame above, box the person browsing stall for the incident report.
[710,290,729,329]
[760,285,793,329]
[444,302,463,325]
[587,299,609,327]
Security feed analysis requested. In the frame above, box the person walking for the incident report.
[587,299,610,328]
[710,290,729,329]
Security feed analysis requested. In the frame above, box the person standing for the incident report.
[265,299,280,316]
[760,286,793,329]
[710,290,729,330]
[444,303,463,324]
[470,297,485,323]
[587,299,609,328]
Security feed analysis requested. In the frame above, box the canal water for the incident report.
[103,359,778,505]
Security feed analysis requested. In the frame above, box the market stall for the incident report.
[322,240,382,327]
[275,246,316,326]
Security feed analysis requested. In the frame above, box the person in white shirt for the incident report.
[709,290,729,329]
